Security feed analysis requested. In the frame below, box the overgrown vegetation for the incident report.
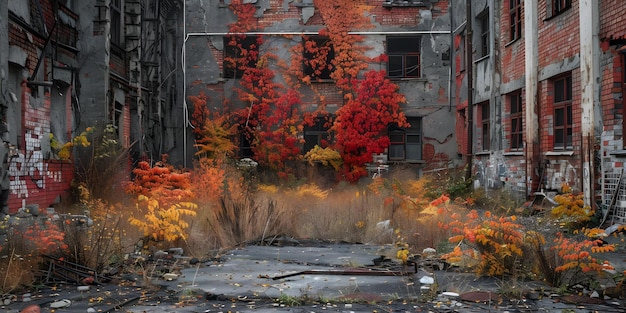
[0,0,624,302]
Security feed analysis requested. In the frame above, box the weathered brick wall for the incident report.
[5,0,77,213]
[600,0,626,41]
[536,2,580,69]
[498,1,525,85]
[474,153,526,198]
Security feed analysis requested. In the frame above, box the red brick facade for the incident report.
[458,0,626,208]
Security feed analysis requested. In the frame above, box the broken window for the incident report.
[386,36,421,79]
[480,101,490,151]
[509,90,523,150]
[478,10,490,58]
[388,117,422,161]
[303,36,334,80]
[223,35,260,79]
[509,0,522,42]
[553,74,573,149]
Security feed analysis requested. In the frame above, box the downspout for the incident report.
[448,1,453,112]
[465,0,473,180]
[182,0,188,168]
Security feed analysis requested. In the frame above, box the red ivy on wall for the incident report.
[333,71,408,181]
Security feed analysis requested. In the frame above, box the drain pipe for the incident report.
[465,0,474,180]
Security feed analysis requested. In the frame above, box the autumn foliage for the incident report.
[125,159,194,208]
[190,0,409,183]
[332,71,408,181]
[22,220,69,255]
[443,209,527,277]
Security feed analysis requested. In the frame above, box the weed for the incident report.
[276,293,302,306]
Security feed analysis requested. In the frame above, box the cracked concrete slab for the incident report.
[2,242,625,313]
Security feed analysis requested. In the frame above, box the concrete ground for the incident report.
[2,241,625,313]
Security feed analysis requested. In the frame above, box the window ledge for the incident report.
[474,151,491,156]
[388,77,426,82]
[388,160,426,164]
[504,37,520,47]
[309,79,334,83]
[609,150,626,157]
[504,151,523,156]
[383,1,428,7]
[545,150,574,156]
[474,55,490,63]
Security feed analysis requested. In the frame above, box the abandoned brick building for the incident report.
[2,0,626,223]
[454,0,626,221]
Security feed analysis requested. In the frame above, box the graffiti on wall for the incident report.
[7,125,61,199]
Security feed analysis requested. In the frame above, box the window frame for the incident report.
[386,35,421,79]
[388,117,422,161]
[553,74,573,150]
[303,115,331,154]
[480,101,490,151]
[509,0,522,42]
[552,0,571,16]
[223,35,260,79]
[478,10,490,58]
[509,90,523,150]
[110,0,122,47]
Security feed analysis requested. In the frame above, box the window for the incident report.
[480,102,490,151]
[303,36,334,80]
[387,36,421,78]
[459,32,466,72]
[509,91,523,150]
[388,117,422,161]
[303,116,331,153]
[478,10,490,58]
[509,0,522,42]
[553,74,573,149]
[110,0,122,46]
[550,0,571,17]
[239,130,254,158]
[112,100,124,143]
[223,35,260,79]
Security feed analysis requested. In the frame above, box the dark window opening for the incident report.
[480,102,490,151]
[224,35,260,79]
[303,36,335,80]
[110,0,122,47]
[303,116,331,153]
[552,0,571,16]
[509,0,522,42]
[510,91,523,150]
[387,36,421,78]
[553,74,573,149]
[478,10,490,58]
[239,131,254,158]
